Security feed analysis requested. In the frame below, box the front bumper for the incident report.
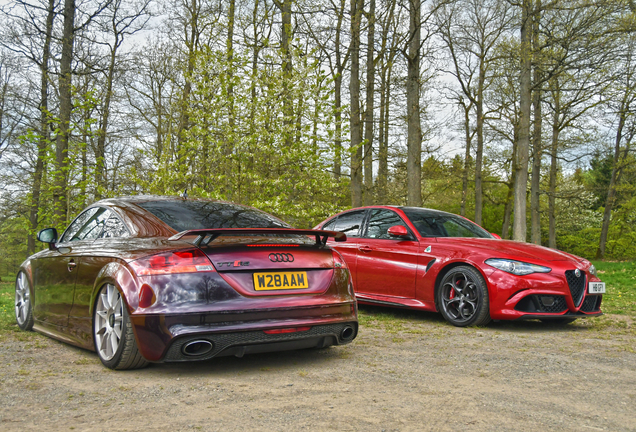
[486,267,603,321]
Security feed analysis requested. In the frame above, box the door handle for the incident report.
[67,260,77,272]
[358,245,373,252]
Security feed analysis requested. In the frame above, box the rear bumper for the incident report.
[129,302,357,362]
[163,322,357,362]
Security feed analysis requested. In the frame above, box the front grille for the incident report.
[580,295,601,312]
[565,270,586,307]
[163,322,356,362]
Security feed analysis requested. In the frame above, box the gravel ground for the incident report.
[1,307,635,432]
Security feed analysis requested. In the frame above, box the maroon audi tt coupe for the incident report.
[315,206,604,327]
[15,196,358,369]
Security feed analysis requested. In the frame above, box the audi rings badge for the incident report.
[269,253,294,263]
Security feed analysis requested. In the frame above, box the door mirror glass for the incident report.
[37,228,58,244]
[387,225,409,238]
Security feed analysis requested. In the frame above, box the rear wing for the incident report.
[168,228,347,247]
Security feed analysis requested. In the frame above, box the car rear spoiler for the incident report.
[168,228,347,247]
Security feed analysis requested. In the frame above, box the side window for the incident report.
[72,208,111,241]
[442,219,480,238]
[332,210,365,238]
[60,208,100,243]
[364,209,409,239]
[322,218,337,231]
[99,214,130,238]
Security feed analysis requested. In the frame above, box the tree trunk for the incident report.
[226,0,236,197]
[28,0,55,255]
[461,99,471,217]
[513,0,532,242]
[176,0,203,160]
[332,0,346,178]
[363,0,376,205]
[275,0,293,148]
[54,0,76,227]
[406,0,422,207]
[548,99,560,249]
[502,130,518,239]
[95,35,119,200]
[378,62,389,204]
[475,72,484,225]
[349,0,363,207]
[530,2,542,245]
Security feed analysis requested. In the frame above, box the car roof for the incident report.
[337,205,459,219]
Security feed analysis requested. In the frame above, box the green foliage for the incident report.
[136,45,350,228]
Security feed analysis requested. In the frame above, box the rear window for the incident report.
[138,200,290,232]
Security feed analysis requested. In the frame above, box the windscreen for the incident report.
[401,208,492,238]
[138,200,291,232]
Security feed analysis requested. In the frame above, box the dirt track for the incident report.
[1,307,635,431]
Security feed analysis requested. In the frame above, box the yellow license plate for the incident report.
[253,272,309,290]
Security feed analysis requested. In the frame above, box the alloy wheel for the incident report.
[441,271,481,324]
[94,284,124,361]
[15,272,31,326]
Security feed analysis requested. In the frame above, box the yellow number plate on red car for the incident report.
[253,272,309,290]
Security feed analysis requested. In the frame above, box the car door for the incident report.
[32,207,109,327]
[325,210,366,288]
[68,211,131,347]
[355,209,419,299]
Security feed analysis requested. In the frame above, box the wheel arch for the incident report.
[89,261,138,318]
[433,261,491,312]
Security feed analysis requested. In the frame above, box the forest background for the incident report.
[0,0,635,276]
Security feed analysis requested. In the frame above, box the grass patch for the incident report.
[593,261,636,317]
[0,275,17,333]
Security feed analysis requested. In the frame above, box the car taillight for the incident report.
[332,250,348,269]
[130,249,215,276]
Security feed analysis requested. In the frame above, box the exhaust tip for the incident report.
[340,326,354,341]
[182,340,214,357]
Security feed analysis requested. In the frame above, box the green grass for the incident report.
[592,261,636,317]
[0,275,16,332]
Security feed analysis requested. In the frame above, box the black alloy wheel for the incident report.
[437,266,491,327]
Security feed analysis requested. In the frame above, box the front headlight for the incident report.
[485,258,552,276]
[588,264,597,276]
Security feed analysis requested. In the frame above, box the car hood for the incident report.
[440,238,583,263]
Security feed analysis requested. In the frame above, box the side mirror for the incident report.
[387,225,409,238]
[37,228,58,250]
[491,233,501,239]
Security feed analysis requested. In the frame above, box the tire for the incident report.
[93,283,149,370]
[15,272,34,331]
[540,318,577,325]
[437,266,491,327]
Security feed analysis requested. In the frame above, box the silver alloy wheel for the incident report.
[441,271,480,323]
[94,284,124,361]
[15,272,30,326]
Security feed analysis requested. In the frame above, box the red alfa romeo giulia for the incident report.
[315,206,605,327]
[15,196,358,369]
